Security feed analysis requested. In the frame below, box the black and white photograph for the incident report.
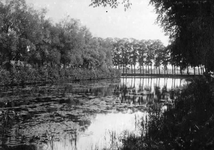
[0,0,213,149]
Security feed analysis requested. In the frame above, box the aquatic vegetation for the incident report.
[0,77,185,149]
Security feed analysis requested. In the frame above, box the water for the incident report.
[121,77,184,91]
[43,112,146,150]
[0,77,187,150]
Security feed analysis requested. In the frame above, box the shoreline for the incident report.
[121,73,202,78]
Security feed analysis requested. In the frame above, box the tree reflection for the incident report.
[118,77,185,107]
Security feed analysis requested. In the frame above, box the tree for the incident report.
[90,0,214,73]
[0,0,53,70]
[145,40,155,74]
[138,40,147,74]
[56,18,84,68]
[149,40,165,74]
[97,37,114,69]
[150,0,214,72]
[112,39,122,69]
[90,0,132,10]
[154,50,163,74]
[162,48,170,74]
[129,38,139,74]
[122,39,131,74]
[113,38,129,74]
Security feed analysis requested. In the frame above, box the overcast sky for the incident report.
[26,0,169,46]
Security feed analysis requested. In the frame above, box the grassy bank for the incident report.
[121,76,214,150]
[0,66,120,86]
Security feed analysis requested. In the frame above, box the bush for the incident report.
[0,66,120,86]
[0,68,10,85]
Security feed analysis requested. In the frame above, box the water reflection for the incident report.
[121,77,185,92]
[38,112,146,150]
[0,77,186,150]
[115,77,186,107]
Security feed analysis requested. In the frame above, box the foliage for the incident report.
[0,0,121,84]
[90,0,132,10]
[90,0,210,73]
[0,0,182,80]
[150,0,214,72]
[112,38,167,73]
[0,66,120,86]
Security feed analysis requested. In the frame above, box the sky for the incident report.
[26,0,169,46]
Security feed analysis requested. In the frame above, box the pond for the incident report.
[0,77,187,150]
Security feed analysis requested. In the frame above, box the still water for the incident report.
[0,77,187,150]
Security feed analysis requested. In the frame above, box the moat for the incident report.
[0,77,187,150]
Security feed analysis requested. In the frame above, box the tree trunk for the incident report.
[147,65,149,74]
[187,66,189,75]
[132,64,134,74]
[198,66,200,75]
[173,65,175,75]
[201,66,204,74]
[193,67,195,75]
[122,64,124,74]
[151,65,152,74]
[150,65,152,74]
[171,65,173,75]
[143,65,145,74]
[180,67,182,75]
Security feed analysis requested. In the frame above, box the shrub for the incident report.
[0,68,10,85]
[0,66,120,86]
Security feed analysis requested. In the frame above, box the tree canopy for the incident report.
[91,0,214,72]
[150,0,214,71]
[90,0,132,10]
[0,0,116,72]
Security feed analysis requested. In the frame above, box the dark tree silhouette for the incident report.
[150,0,214,72]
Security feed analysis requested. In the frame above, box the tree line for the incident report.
[90,0,213,75]
[0,0,204,86]
[0,0,120,85]
[0,0,115,70]
[112,38,204,75]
